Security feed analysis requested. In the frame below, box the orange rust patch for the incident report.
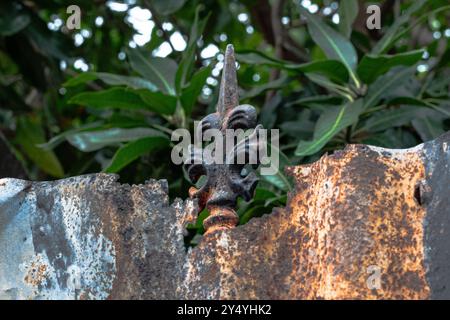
[186,144,431,299]
[286,145,430,299]
[24,261,48,286]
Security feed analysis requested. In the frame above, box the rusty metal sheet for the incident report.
[1,132,450,299]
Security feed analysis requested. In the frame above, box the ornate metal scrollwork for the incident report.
[184,44,263,234]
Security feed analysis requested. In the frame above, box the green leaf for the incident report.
[422,100,450,118]
[412,117,445,142]
[241,76,287,100]
[295,99,364,156]
[68,87,174,114]
[260,143,292,191]
[15,116,64,178]
[152,0,187,15]
[253,188,277,201]
[180,66,211,115]
[66,127,166,152]
[69,87,145,110]
[361,106,421,133]
[126,48,177,95]
[371,0,427,54]
[299,7,359,86]
[386,96,427,107]
[136,89,177,115]
[339,0,358,38]
[236,50,286,67]
[64,72,158,91]
[175,6,210,93]
[38,121,104,151]
[287,95,343,108]
[260,94,281,129]
[281,110,315,138]
[63,73,97,87]
[261,172,290,191]
[105,136,169,173]
[362,128,418,149]
[237,50,349,83]
[107,114,148,128]
[305,73,354,100]
[357,50,424,84]
[425,73,450,98]
[363,67,415,110]
[296,60,349,83]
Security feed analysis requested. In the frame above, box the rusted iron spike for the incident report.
[184,44,261,234]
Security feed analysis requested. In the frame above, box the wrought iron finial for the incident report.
[217,44,239,116]
[184,44,263,234]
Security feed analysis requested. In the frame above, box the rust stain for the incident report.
[184,144,431,299]
[24,260,48,287]
[282,144,429,299]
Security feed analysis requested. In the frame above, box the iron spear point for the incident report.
[217,44,239,117]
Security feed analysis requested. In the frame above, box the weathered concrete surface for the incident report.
[1,132,450,299]
[0,175,197,299]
